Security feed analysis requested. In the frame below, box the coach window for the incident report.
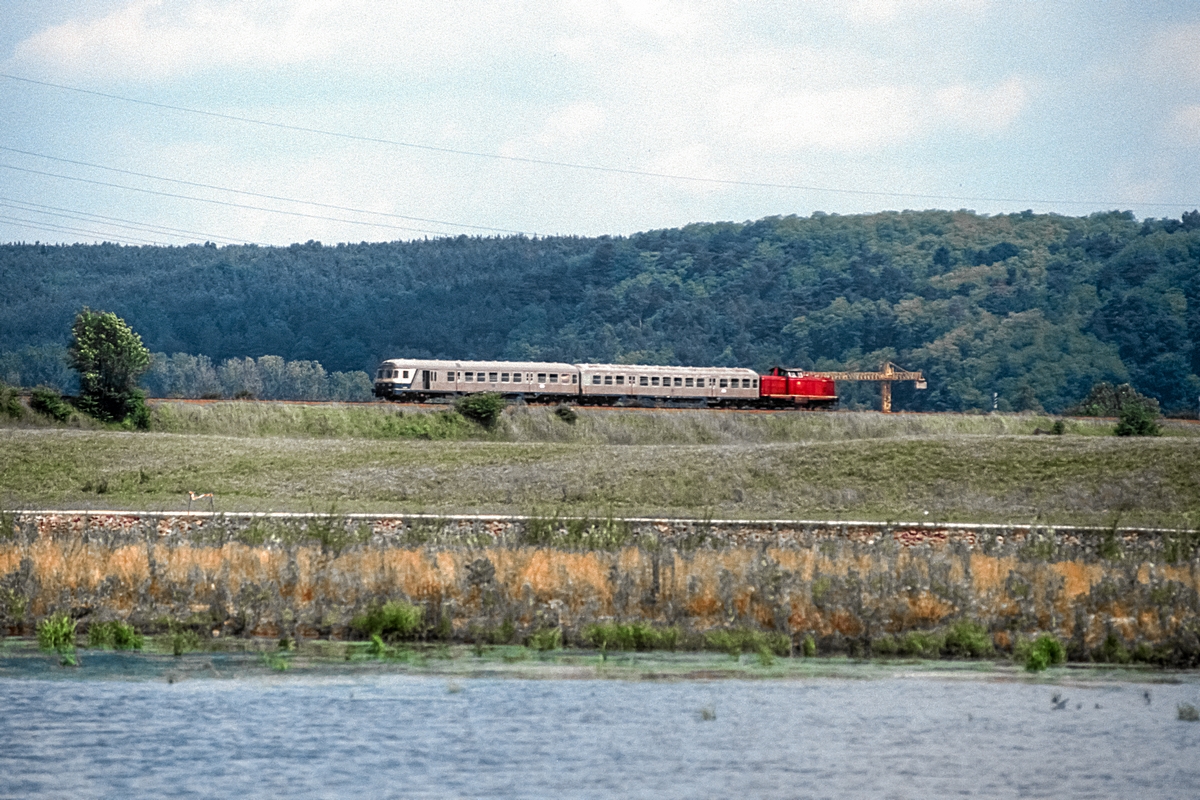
[684,377,693,387]
[501,373,509,382]
[604,375,613,385]
[616,375,624,385]
[549,374,558,383]
[650,376,659,386]
[672,377,680,386]
[639,376,648,386]
[571,375,577,384]
[719,378,728,388]
[488,372,498,382]
[538,373,547,383]
[592,375,601,385]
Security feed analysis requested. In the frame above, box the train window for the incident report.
[488,372,498,382]
[753,379,759,388]
[571,375,577,384]
[640,376,648,386]
[513,373,522,383]
[592,375,601,385]
[604,375,613,385]
[719,378,728,388]
[651,377,660,386]
[549,374,558,383]
[464,372,473,381]
[685,377,693,387]
[501,373,509,382]
[616,375,624,385]
[674,377,682,386]
[538,373,547,383]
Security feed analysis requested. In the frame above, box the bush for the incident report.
[942,620,994,659]
[1115,402,1161,437]
[527,627,562,651]
[455,392,506,428]
[350,600,423,641]
[553,404,578,424]
[1070,382,1160,418]
[704,627,790,657]
[583,622,679,651]
[37,613,76,651]
[87,620,144,650]
[29,386,73,422]
[0,382,23,420]
[1023,634,1066,672]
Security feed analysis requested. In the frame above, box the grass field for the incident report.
[3,402,1199,526]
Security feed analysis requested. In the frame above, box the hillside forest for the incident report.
[2,208,1198,413]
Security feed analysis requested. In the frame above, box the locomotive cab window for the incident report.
[402,370,410,379]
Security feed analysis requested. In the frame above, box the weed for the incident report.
[1023,634,1066,672]
[553,404,578,425]
[942,620,994,659]
[261,652,291,671]
[365,633,389,658]
[350,600,423,642]
[87,620,144,650]
[524,511,631,550]
[802,635,816,657]
[1098,529,1123,560]
[527,627,562,651]
[1178,703,1199,722]
[37,613,76,651]
[698,706,716,721]
[756,645,777,667]
[278,636,295,651]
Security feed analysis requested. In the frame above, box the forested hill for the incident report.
[2,209,1199,413]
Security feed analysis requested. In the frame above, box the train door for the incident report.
[422,370,431,390]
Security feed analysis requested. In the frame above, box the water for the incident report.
[2,666,1199,798]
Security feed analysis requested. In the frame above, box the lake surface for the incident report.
[2,661,1199,799]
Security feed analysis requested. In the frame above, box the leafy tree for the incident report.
[455,392,505,428]
[67,307,150,423]
[1115,402,1162,436]
[1069,382,1159,418]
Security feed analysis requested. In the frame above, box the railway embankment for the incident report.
[2,511,1197,664]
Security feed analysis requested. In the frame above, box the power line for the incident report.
[0,213,164,245]
[0,145,530,235]
[3,71,1197,210]
[0,197,259,244]
[0,162,463,237]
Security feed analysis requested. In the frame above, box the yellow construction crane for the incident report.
[805,362,927,413]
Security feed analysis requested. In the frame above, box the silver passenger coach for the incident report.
[374,358,760,406]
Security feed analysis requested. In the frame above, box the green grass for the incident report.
[3,407,1200,525]
[36,613,76,652]
[350,601,424,642]
[86,620,144,650]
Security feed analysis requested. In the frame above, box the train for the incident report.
[372,358,838,408]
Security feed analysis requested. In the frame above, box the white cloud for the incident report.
[1144,22,1200,84]
[1168,104,1200,146]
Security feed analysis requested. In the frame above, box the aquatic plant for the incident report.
[704,628,790,658]
[698,707,716,721]
[350,600,423,642]
[583,622,679,652]
[170,628,201,657]
[36,613,76,652]
[87,620,144,650]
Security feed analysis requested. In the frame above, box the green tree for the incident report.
[1115,402,1162,436]
[67,308,151,423]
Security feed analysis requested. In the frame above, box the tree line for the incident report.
[1,208,1198,413]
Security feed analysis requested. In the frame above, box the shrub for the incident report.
[1095,632,1130,664]
[583,622,679,651]
[801,634,817,657]
[1024,634,1066,672]
[37,613,76,651]
[87,620,144,650]
[455,392,505,428]
[553,404,578,424]
[527,627,562,651]
[942,620,994,658]
[170,628,201,656]
[350,600,423,641]
[29,386,73,422]
[1115,402,1161,437]
[0,382,25,420]
[1070,382,1159,418]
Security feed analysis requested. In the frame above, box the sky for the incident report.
[0,0,1198,246]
